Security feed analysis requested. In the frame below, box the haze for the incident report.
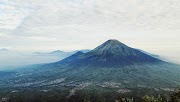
[0,0,180,68]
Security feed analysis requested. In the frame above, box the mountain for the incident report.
[33,50,91,63]
[0,49,91,69]
[0,48,12,54]
[1,40,180,89]
[49,50,64,55]
[58,39,162,68]
[34,50,74,58]
[0,48,9,52]
[75,49,91,53]
[34,49,90,57]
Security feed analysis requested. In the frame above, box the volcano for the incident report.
[58,39,162,68]
[48,39,179,87]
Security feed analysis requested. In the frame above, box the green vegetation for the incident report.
[170,89,180,102]
[0,87,179,102]
[142,95,164,102]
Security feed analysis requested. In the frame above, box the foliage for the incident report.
[170,89,180,102]
[142,95,164,102]
[116,98,134,102]
[0,88,180,102]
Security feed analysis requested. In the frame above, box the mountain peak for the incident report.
[74,51,84,55]
[106,39,122,43]
[92,39,129,55]
[50,50,64,53]
[104,39,125,46]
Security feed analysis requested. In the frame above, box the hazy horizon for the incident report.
[0,0,180,66]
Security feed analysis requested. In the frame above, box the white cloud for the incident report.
[2,0,180,35]
[0,0,180,63]
[0,3,30,31]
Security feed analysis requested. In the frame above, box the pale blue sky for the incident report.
[0,0,180,63]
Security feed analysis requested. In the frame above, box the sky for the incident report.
[0,0,180,63]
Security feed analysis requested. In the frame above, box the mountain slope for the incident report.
[58,39,162,68]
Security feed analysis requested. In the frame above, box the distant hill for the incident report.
[34,49,90,58]
[0,48,9,52]
[0,49,90,69]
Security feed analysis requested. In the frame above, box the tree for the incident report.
[116,98,133,102]
[170,89,180,102]
[142,95,163,102]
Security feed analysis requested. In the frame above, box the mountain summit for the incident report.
[59,39,162,67]
[92,39,130,55]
